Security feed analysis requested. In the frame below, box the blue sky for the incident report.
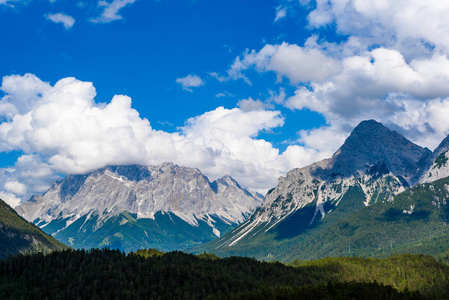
[2,0,449,206]
[1,0,320,135]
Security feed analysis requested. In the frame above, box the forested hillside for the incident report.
[0,199,68,258]
[195,176,449,261]
[0,248,448,299]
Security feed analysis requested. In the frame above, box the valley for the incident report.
[3,0,449,298]
[3,119,449,298]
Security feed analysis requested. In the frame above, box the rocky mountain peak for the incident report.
[157,162,181,173]
[214,175,239,187]
[350,119,388,135]
[196,121,449,257]
[328,120,431,182]
[16,163,263,242]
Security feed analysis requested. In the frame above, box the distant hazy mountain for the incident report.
[0,199,67,258]
[15,163,263,252]
[194,120,449,261]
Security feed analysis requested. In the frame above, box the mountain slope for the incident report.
[193,120,437,260]
[15,163,262,252]
[285,175,449,261]
[264,176,449,262]
[420,135,449,184]
[0,199,68,258]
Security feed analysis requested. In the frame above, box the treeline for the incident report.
[0,248,448,299]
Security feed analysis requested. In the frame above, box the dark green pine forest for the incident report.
[1,248,449,299]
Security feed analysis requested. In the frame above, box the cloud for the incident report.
[46,13,75,30]
[6,1,449,207]
[0,0,27,7]
[286,49,449,111]
[0,154,61,207]
[208,72,228,83]
[273,47,449,153]
[215,93,224,98]
[90,0,135,23]
[226,42,341,85]
[301,0,449,59]
[215,92,232,98]
[285,49,449,112]
[229,1,449,156]
[176,74,204,92]
[0,192,21,208]
[274,5,287,22]
[0,74,325,203]
[268,87,287,105]
[237,98,273,112]
[293,95,449,158]
[179,107,322,190]
[4,180,27,195]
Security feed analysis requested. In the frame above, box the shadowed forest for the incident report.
[1,248,448,299]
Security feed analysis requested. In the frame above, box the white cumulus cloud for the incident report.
[0,74,323,203]
[4,180,27,195]
[227,1,449,156]
[227,42,341,84]
[280,48,449,152]
[300,0,449,58]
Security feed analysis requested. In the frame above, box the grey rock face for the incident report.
[419,134,449,184]
[218,120,431,247]
[323,120,431,183]
[16,163,263,240]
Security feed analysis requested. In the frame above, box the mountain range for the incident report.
[10,119,449,261]
[15,163,262,252]
[193,120,449,261]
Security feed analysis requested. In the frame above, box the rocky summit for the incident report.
[328,120,431,183]
[15,163,263,252]
[194,120,449,261]
[221,120,430,245]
